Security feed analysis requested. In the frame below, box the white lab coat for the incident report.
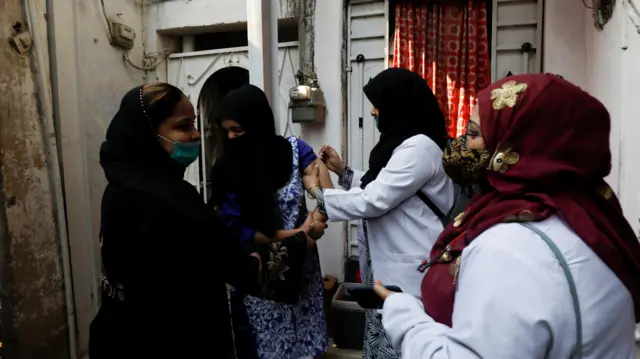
[323,134,454,299]
[382,216,637,358]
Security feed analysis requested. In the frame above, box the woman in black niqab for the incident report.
[210,84,293,239]
[90,83,260,359]
[209,85,330,359]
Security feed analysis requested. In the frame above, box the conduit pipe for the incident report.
[33,0,79,357]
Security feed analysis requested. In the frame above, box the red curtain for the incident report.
[392,1,490,137]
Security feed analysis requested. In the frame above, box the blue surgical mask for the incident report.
[158,135,201,166]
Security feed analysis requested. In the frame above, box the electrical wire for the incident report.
[99,0,171,72]
[124,49,172,71]
[100,0,112,39]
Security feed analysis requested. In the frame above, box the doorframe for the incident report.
[196,66,251,202]
[490,0,545,81]
[343,0,390,259]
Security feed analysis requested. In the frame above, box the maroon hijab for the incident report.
[420,73,640,326]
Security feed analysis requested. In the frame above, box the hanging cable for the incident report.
[100,0,171,72]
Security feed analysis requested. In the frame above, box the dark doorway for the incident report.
[197,66,249,201]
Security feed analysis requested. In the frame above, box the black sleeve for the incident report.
[213,217,261,295]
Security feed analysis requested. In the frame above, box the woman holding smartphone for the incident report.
[375,74,640,359]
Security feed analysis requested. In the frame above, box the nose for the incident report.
[192,129,201,141]
[228,132,240,139]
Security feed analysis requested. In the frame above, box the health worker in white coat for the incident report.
[374,73,640,358]
[304,68,454,359]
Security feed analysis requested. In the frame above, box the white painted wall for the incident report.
[544,4,640,235]
[301,0,346,280]
[147,0,297,34]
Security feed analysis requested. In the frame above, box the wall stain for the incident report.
[0,1,68,358]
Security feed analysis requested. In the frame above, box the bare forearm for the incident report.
[254,229,303,244]
[317,159,334,189]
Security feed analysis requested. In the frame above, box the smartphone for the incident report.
[347,285,403,309]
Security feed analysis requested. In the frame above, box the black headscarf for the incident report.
[210,85,292,238]
[360,68,447,189]
[100,86,211,223]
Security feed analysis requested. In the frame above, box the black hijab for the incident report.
[360,68,447,189]
[100,86,211,223]
[210,85,292,238]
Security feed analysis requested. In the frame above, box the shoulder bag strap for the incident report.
[416,190,446,222]
[519,222,583,359]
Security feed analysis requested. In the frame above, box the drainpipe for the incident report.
[247,0,280,133]
[37,0,79,358]
[268,0,280,131]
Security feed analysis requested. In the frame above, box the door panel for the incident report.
[347,0,388,257]
[491,0,544,81]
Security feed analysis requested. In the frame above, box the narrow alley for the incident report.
[0,0,639,358]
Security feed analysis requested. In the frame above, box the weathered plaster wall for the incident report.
[0,1,67,358]
[49,0,146,356]
[582,6,640,236]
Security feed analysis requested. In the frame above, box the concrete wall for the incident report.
[301,0,346,280]
[0,1,67,358]
[543,3,640,236]
[147,0,298,34]
[49,0,146,356]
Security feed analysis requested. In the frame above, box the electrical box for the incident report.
[108,18,136,50]
[288,81,326,124]
[10,31,32,54]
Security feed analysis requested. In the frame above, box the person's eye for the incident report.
[465,130,480,138]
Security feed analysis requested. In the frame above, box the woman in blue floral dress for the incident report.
[211,85,329,359]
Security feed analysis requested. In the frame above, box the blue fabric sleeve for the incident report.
[217,192,256,244]
[296,138,318,170]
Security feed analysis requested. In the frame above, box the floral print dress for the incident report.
[228,137,328,359]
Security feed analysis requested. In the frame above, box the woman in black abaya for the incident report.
[89,83,260,359]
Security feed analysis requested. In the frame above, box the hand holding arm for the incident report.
[319,145,346,175]
[322,138,437,221]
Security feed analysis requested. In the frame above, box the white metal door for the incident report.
[346,0,389,257]
[491,0,544,81]
[167,42,301,201]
